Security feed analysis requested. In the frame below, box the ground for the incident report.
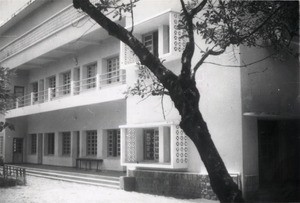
[0,176,218,203]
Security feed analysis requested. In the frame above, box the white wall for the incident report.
[126,41,244,174]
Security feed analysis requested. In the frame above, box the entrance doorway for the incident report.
[13,138,23,163]
[258,119,300,201]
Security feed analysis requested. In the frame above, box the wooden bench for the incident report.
[76,158,103,171]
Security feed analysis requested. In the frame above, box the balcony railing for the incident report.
[9,70,126,110]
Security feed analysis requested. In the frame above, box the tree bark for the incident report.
[73,1,244,202]
[168,78,244,203]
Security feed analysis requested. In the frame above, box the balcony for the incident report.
[120,11,186,68]
[7,70,126,118]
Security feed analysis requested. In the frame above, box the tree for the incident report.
[0,67,14,132]
[73,0,299,202]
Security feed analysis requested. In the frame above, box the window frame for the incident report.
[31,134,37,154]
[106,56,120,84]
[86,63,97,89]
[107,129,120,157]
[62,132,71,156]
[62,71,71,95]
[142,31,158,57]
[86,130,97,156]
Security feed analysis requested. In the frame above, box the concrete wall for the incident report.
[240,46,299,114]
[127,170,241,200]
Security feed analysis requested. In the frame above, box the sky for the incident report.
[0,0,29,25]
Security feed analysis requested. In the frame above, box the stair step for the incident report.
[23,167,120,181]
[12,165,122,189]
[26,171,119,185]
[26,169,119,183]
[28,173,120,189]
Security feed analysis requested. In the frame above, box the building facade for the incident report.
[0,0,299,200]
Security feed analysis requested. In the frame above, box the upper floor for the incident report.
[0,1,185,118]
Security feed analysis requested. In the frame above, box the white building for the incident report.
[0,0,299,200]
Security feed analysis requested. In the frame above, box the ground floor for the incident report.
[0,104,299,201]
[1,101,126,171]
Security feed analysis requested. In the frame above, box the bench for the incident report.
[76,158,103,171]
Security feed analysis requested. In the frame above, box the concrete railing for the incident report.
[9,69,126,110]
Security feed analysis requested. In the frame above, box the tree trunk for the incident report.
[170,80,244,202]
[181,111,243,202]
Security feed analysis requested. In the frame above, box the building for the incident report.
[0,0,299,200]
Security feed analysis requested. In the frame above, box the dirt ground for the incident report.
[0,176,218,203]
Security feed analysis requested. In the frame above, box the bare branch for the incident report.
[180,0,189,16]
[203,53,276,68]
[179,0,195,79]
[129,0,134,34]
[192,48,225,78]
[190,0,208,16]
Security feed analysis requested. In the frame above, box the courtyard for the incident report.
[0,176,216,203]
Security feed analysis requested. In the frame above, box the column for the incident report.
[43,133,48,156]
[96,74,100,89]
[158,25,170,56]
[159,126,164,163]
[55,132,60,156]
[97,129,103,158]
[30,92,34,105]
[80,66,84,92]
[71,131,79,167]
[79,131,86,157]
[120,128,126,165]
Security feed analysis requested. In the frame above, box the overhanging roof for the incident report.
[243,112,300,120]
[0,0,48,35]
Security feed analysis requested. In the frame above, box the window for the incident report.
[144,129,159,161]
[107,129,120,157]
[14,86,25,107]
[13,138,23,153]
[107,57,120,84]
[143,31,158,57]
[62,132,71,155]
[48,76,56,97]
[31,134,37,154]
[31,82,38,102]
[87,130,97,156]
[0,136,3,155]
[87,63,96,89]
[47,133,55,155]
[62,72,71,95]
